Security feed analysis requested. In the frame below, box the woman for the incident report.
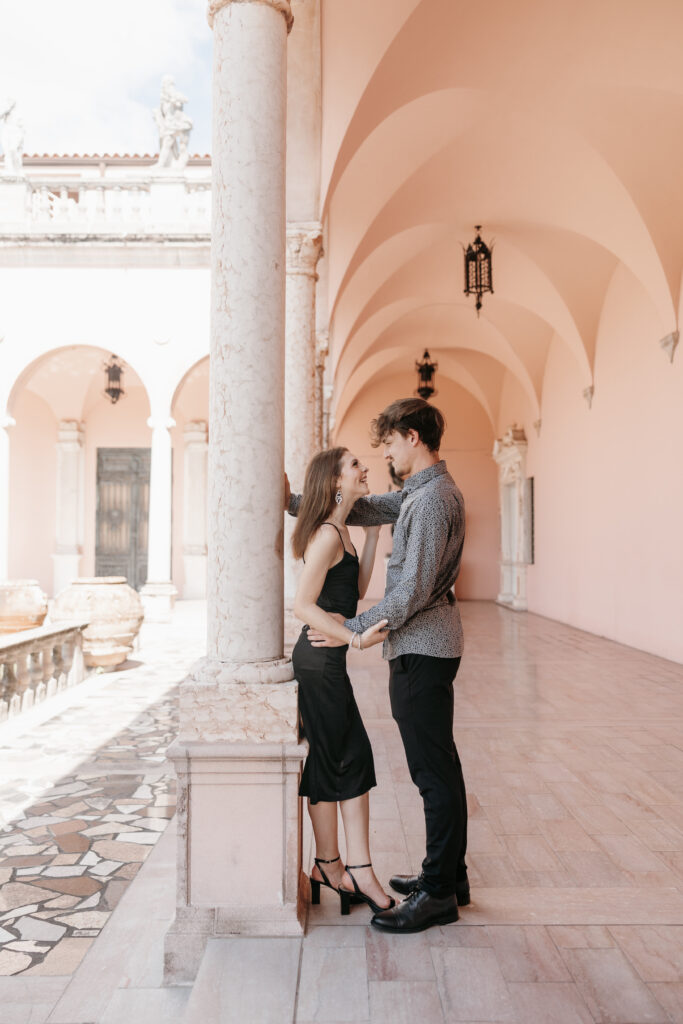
[292,447,395,916]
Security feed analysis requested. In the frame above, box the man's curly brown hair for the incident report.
[370,398,445,452]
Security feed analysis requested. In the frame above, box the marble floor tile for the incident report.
[607,926,683,982]
[431,946,515,1021]
[647,982,683,1022]
[508,981,594,1023]
[486,924,571,982]
[296,945,369,1022]
[560,946,670,1022]
[368,980,444,1023]
[365,927,435,981]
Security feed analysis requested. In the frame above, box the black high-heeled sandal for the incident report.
[339,862,396,916]
[310,855,341,906]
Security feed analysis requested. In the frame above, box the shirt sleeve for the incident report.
[288,490,402,524]
[344,492,450,634]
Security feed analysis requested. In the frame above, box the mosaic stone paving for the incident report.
[0,602,205,979]
[0,691,179,976]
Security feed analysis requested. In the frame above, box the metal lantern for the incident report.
[415,349,438,400]
[104,355,125,404]
[463,225,493,316]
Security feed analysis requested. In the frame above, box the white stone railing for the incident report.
[0,178,211,234]
[0,621,89,723]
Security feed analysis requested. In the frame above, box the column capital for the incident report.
[183,419,209,445]
[208,0,293,32]
[147,415,176,432]
[57,420,85,446]
[286,224,323,277]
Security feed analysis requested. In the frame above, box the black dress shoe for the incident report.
[371,888,459,933]
[389,872,471,906]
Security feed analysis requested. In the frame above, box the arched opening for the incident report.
[7,346,151,596]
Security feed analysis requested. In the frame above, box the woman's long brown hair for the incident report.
[291,447,348,560]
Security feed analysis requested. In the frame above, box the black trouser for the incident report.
[389,653,468,898]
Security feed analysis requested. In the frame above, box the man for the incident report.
[288,397,468,932]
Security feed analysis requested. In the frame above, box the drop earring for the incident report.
[335,489,343,505]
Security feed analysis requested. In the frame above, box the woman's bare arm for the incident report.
[358,526,381,598]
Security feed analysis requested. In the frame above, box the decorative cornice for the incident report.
[659,330,679,363]
[286,225,323,277]
[207,0,293,32]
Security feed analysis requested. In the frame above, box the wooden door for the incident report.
[95,448,151,590]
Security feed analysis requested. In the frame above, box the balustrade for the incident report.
[18,179,212,231]
[0,621,88,723]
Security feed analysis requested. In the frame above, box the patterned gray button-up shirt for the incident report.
[290,461,465,660]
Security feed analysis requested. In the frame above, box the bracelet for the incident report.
[353,633,363,651]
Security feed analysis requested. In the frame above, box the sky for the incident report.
[0,0,213,157]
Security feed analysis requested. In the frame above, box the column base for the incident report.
[140,581,178,622]
[182,554,207,599]
[52,552,81,598]
[163,736,307,985]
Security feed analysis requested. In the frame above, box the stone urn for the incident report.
[51,577,144,669]
[0,580,49,634]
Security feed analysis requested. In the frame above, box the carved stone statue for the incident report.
[153,76,193,170]
[0,98,25,176]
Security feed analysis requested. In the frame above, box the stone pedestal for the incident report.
[141,416,177,621]
[493,426,531,611]
[164,0,303,985]
[182,421,208,599]
[52,421,85,596]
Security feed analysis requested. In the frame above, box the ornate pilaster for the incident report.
[53,421,85,596]
[492,426,532,611]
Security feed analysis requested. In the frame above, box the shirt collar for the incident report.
[401,459,447,497]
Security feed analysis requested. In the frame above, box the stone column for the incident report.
[52,421,85,596]
[492,425,531,611]
[140,415,178,621]
[0,416,15,582]
[164,0,305,985]
[182,420,208,599]
[284,224,323,623]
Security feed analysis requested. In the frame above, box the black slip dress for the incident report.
[292,522,377,804]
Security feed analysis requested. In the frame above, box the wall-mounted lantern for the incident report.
[415,349,438,400]
[464,225,493,316]
[104,355,125,404]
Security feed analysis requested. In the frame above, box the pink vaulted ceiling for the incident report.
[320,0,683,425]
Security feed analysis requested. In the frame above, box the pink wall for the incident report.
[9,391,57,591]
[335,371,499,601]
[500,265,683,663]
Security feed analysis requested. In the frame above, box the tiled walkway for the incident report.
[0,603,205,983]
[1,601,683,1023]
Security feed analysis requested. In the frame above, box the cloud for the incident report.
[0,0,212,156]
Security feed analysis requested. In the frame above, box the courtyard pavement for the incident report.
[1,601,683,1022]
